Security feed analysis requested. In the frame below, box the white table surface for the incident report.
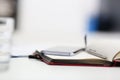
[0,32,120,80]
[0,44,120,80]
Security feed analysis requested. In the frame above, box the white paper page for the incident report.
[87,37,120,61]
[46,51,101,60]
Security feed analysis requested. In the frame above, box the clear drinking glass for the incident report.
[0,18,14,71]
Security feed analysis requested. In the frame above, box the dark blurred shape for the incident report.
[89,0,120,32]
[97,14,115,32]
[0,0,18,30]
[98,0,120,32]
[0,21,6,24]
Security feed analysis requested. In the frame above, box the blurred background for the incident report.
[15,0,100,46]
[0,0,120,47]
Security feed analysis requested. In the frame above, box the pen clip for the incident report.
[84,34,87,50]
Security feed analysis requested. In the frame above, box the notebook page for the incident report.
[46,51,101,60]
[87,40,120,61]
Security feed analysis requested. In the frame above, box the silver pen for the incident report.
[84,34,107,59]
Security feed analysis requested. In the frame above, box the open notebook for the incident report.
[33,50,120,67]
[29,35,120,67]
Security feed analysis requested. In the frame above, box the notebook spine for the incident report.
[112,60,120,67]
